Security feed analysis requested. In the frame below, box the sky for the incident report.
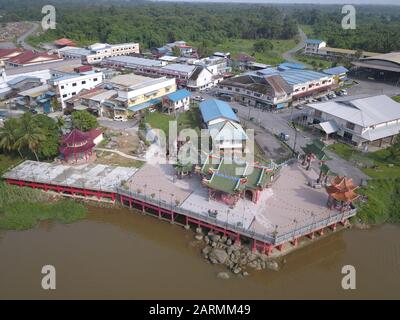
[154,0,400,5]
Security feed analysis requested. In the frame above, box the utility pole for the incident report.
[292,121,298,156]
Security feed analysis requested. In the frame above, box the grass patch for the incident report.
[191,38,297,66]
[357,179,400,224]
[327,142,400,179]
[392,95,400,103]
[295,53,334,70]
[0,181,87,231]
[143,112,174,138]
[0,154,22,176]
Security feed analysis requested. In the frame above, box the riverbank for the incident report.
[0,181,87,230]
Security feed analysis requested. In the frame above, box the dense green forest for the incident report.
[0,1,297,49]
[1,1,400,53]
[294,6,400,53]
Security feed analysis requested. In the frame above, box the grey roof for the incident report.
[161,63,196,74]
[105,56,164,67]
[308,95,400,127]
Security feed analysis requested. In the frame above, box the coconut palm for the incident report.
[15,113,45,161]
[0,118,22,158]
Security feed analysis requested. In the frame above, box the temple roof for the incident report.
[61,129,88,145]
[326,176,359,202]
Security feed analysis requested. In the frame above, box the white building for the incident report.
[305,95,400,149]
[304,39,327,55]
[218,74,293,109]
[58,43,140,64]
[50,71,104,109]
[199,99,247,151]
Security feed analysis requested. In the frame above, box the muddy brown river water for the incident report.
[0,206,399,299]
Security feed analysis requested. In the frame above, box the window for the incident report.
[235,88,240,92]
[346,122,355,130]
[82,80,86,85]
[72,92,76,96]
[61,85,65,89]
[62,94,67,98]
[72,83,77,87]
[93,78,98,82]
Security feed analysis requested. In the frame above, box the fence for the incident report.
[117,186,357,246]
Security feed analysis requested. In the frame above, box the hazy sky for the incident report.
[154,0,400,5]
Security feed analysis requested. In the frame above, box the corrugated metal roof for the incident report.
[199,99,238,123]
[323,66,349,75]
[308,95,400,127]
[166,89,191,102]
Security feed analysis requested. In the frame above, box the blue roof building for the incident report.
[323,66,349,76]
[166,89,191,102]
[305,39,325,45]
[200,99,238,124]
[278,62,307,71]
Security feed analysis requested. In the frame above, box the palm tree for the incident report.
[0,118,22,158]
[15,113,45,161]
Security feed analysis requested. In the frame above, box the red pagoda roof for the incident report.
[326,176,359,202]
[61,128,89,145]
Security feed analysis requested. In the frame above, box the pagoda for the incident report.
[326,176,359,211]
[59,129,96,163]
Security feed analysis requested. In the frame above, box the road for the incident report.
[16,21,39,51]
[281,27,308,64]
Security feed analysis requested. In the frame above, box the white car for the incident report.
[193,96,205,102]
[114,115,127,122]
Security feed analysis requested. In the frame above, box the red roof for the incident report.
[86,129,102,140]
[8,51,62,66]
[0,48,24,59]
[60,128,100,158]
[61,128,89,145]
[54,38,76,47]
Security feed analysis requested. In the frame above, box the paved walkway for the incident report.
[17,21,39,51]
[94,148,146,162]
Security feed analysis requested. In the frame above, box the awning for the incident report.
[128,98,161,112]
[315,120,339,134]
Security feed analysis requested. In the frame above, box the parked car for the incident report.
[321,96,329,102]
[232,107,238,114]
[295,105,305,110]
[193,96,205,102]
[29,109,38,114]
[279,132,290,141]
[337,89,348,96]
[114,115,127,122]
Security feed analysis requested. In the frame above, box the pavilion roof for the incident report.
[61,129,88,145]
[326,176,359,202]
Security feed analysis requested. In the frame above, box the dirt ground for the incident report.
[0,22,33,42]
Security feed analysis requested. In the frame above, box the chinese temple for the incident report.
[59,128,102,163]
[196,154,278,206]
[326,176,359,211]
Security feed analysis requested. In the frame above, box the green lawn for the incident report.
[295,53,334,70]
[327,143,400,179]
[143,112,174,138]
[191,38,298,66]
[392,96,400,103]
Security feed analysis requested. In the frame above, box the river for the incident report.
[0,206,399,299]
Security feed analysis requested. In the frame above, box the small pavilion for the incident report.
[59,129,97,163]
[326,176,359,211]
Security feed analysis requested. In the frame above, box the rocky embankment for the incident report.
[193,227,281,279]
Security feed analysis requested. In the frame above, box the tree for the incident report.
[0,118,21,157]
[71,110,98,132]
[15,113,45,161]
[33,114,60,159]
[253,39,273,53]
[172,46,181,57]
